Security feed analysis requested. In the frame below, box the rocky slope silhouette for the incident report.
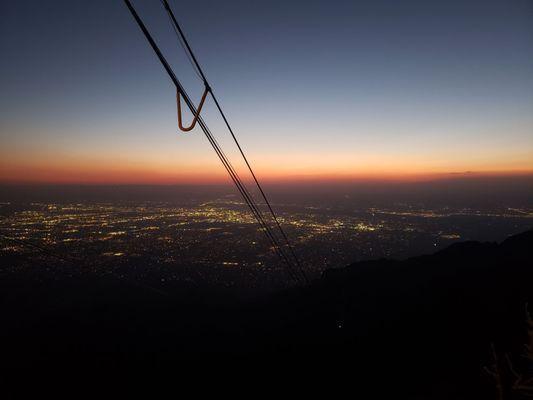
[1,230,532,398]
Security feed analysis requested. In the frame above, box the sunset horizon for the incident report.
[2,1,532,188]
[2,169,533,185]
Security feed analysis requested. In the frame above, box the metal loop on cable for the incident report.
[176,86,209,132]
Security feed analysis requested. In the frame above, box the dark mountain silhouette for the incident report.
[1,230,532,398]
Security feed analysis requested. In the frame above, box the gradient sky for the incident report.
[1,0,532,184]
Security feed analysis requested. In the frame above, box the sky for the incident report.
[1,0,532,184]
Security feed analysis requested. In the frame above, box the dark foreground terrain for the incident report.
[1,230,532,398]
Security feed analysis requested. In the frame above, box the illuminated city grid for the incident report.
[1,200,532,289]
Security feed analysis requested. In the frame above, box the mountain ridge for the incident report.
[1,230,532,398]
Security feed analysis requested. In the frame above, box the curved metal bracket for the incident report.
[176,86,209,132]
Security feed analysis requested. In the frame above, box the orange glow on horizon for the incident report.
[2,145,532,185]
[2,161,532,185]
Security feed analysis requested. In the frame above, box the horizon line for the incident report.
[1,170,533,187]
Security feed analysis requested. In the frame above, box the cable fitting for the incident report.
[176,86,209,132]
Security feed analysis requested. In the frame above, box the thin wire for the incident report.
[126,0,300,282]
[190,92,299,281]
[162,0,202,81]
[123,0,300,282]
[197,114,299,281]
[161,0,308,283]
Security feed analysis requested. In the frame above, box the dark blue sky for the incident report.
[1,0,532,183]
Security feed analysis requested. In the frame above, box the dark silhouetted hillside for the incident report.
[1,230,532,398]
